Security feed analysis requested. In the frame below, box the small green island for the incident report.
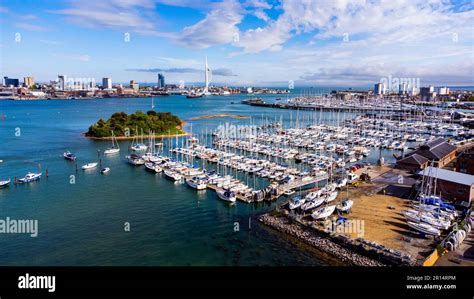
[86,110,186,139]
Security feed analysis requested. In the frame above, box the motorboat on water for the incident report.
[186,92,203,99]
[82,162,98,170]
[407,221,441,236]
[186,177,207,190]
[0,179,11,188]
[163,169,182,181]
[336,199,353,213]
[18,172,42,183]
[217,189,236,203]
[100,167,110,174]
[63,151,76,161]
[311,205,336,220]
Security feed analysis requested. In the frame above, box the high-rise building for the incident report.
[24,76,35,88]
[398,83,408,95]
[58,75,65,91]
[374,83,383,95]
[157,73,165,89]
[3,77,20,87]
[130,80,139,91]
[420,86,436,101]
[102,78,112,89]
[438,86,450,95]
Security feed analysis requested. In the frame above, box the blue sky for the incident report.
[0,0,473,87]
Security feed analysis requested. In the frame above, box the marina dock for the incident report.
[181,173,329,203]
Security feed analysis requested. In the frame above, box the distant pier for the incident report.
[241,99,416,113]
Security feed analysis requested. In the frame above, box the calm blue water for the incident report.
[0,92,395,266]
[0,93,318,266]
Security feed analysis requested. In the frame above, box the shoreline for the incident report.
[84,132,191,140]
[258,213,385,266]
[258,212,419,266]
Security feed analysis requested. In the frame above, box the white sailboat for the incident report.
[311,205,336,220]
[324,190,338,203]
[164,169,182,181]
[336,199,353,213]
[126,154,145,166]
[288,196,305,210]
[186,177,207,190]
[301,196,325,211]
[130,127,147,151]
[407,221,441,236]
[104,131,120,155]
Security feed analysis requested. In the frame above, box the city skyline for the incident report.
[0,0,473,87]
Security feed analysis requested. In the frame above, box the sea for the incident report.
[0,90,398,266]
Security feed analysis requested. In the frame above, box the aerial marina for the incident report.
[2,0,474,296]
[1,92,473,267]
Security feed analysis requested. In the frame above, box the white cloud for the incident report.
[15,23,48,31]
[51,0,161,35]
[173,0,243,49]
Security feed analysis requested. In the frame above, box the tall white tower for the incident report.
[204,57,211,95]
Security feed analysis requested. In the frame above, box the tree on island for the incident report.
[86,110,182,137]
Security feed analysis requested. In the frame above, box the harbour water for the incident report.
[0,93,327,266]
[0,91,406,265]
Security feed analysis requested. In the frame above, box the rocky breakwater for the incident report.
[259,214,385,266]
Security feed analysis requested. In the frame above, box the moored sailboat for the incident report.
[104,131,120,155]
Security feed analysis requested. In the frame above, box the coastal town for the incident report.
[1,73,290,100]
